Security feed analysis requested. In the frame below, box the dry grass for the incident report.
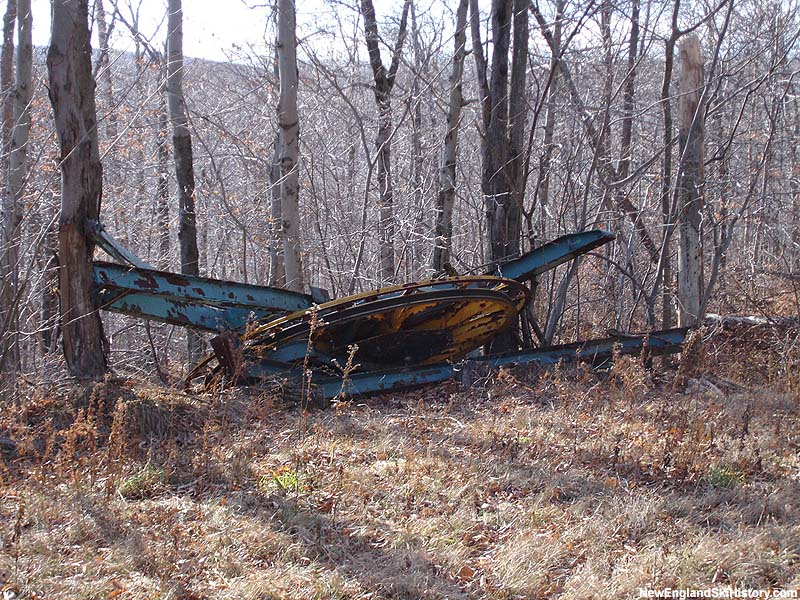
[1,332,799,599]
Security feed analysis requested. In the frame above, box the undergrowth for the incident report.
[0,326,798,599]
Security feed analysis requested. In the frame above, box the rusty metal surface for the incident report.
[310,327,688,398]
[86,220,685,400]
[189,276,531,384]
[92,261,313,331]
[94,288,281,332]
[92,227,614,337]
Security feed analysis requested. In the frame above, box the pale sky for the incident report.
[31,0,271,61]
[30,0,408,62]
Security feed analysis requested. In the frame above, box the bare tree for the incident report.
[47,0,107,379]
[481,0,515,265]
[166,0,201,359]
[657,0,682,329]
[94,0,117,140]
[0,0,31,371]
[0,0,13,160]
[0,0,16,374]
[269,48,285,287]
[530,2,659,263]
[360,0,411,285]
[507,0,528,244]
[676,34,704,327]
[156,92,171,270]
[528,0,563,242]
[277,0,303,292]
[471,0,528,350]
[432,0,468,275]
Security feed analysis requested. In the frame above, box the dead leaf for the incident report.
[457,565,476,581]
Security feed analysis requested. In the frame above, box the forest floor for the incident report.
[1,323,799,599]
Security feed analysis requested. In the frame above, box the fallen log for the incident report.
[704,314,798,328]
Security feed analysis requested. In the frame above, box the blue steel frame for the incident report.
[289,328,688,399]
[88,220,687,399]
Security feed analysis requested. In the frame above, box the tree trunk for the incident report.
[277,0,303,292]
[39,215,59,355]
[0,0,13,156]
[47,0,108,379]
[409,2,424,278]
[156,92,170,269]
[483,0,519,352]
[269,128,286,287]
[533,0,563,242]
[676,34,705,327]
[268,50,285,287]
[432,0,468,275]
[506,0,527,249]
[791,99,800,270]
[166,0,201,360]
[94,0,117,140]
[659,7,681,329]
[375,93,395,284]
[484,0,513,264]
[360,0,410,285]
[618,0,638,182]
[0,0,15,374]
[1,0,31,371]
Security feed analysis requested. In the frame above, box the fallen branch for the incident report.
[704,313,799,328]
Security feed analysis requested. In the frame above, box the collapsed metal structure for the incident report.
[88,221,687,398]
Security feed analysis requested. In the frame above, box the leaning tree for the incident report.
[47,0,107,379]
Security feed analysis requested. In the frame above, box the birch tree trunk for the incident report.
[676,34,705,327]
[166,0,201,360]
[432,0,468,275]
[47,0,107,379]
[269,127,286,287]
[277,0,303,292]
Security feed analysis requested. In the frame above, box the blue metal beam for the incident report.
[315,363,457,398]
[311,328,687,399]
[493,229,615,282]
[86,220,154,269]
[94,289,282,332]
[93,261,313,331]
[477,327,688,369]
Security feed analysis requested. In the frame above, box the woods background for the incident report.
[0,0,798,381]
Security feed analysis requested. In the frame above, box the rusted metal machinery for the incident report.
[89,221,687,398]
